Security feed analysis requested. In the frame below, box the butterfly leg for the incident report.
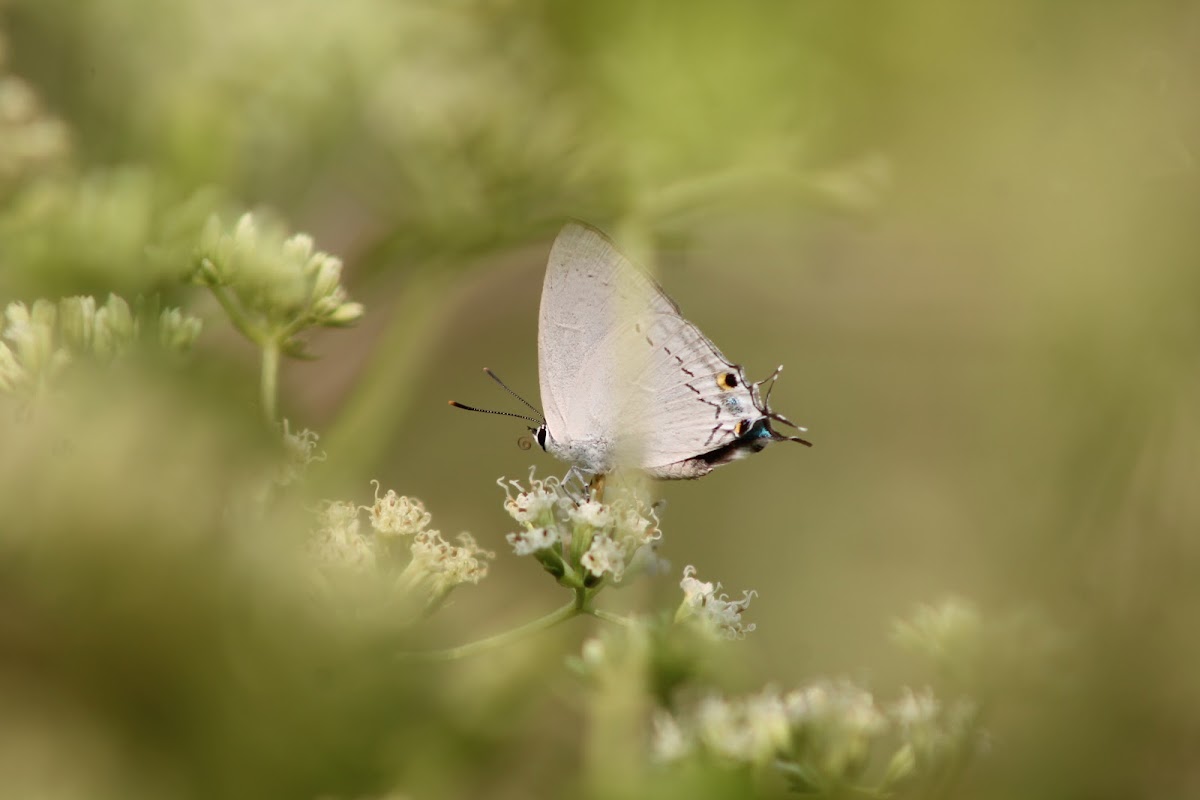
[588,472,607,503]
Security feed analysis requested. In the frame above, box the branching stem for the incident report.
[399,601,581,661]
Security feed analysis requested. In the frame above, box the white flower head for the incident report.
[568,497,611,529]
[677,565,757,639]
[581,532,625,581]
[368,481,432,537]
[611,499,662,546]
[400,530,494,600]
[506,526,558,556]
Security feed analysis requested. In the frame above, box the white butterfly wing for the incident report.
[538,222,677,450]
[540,222,765,474]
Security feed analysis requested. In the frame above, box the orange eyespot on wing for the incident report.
[718,372,739,390]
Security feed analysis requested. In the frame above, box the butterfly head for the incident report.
[532,422,549,451]
[450,367,551,451]
[748,365,812,448]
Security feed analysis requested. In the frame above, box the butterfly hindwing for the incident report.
[620,312,762,470]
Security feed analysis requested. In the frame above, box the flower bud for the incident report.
[325,301,364,326]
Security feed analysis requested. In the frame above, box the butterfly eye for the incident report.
[735,419,751,437]
[718,372,739,390]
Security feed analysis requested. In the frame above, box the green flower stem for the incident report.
[399,601,581,661]
[319,268,455,473]
[588,608,634,627]
[260,339,280,425]
[207,283,263,344]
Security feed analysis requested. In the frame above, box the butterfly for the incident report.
[452,221,810,479]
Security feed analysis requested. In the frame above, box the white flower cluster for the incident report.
[499,471,663,586]
[310,483,492,606]
[398,530,493,599]
[653,680,979,790]
[0,295,202,394]
[193,213,363,348]
[675,565,757,639]
[369,480,433,538]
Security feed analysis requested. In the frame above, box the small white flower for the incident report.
[326,301,364,326]
[677,565,757,639]
[310,257,343,299]
[282,233,316,266]
[506,526,557,556]
[498,475,559,526]
[569,498,611,529]
[680,564,716,606]
[612,500,661,546]
[581,532,625,580]
[368,481,432,537]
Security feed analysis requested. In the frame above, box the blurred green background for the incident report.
[2,0,1199,797]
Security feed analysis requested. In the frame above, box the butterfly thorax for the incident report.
[538,425,620,476]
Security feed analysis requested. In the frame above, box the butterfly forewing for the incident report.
[538,223,677,456]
